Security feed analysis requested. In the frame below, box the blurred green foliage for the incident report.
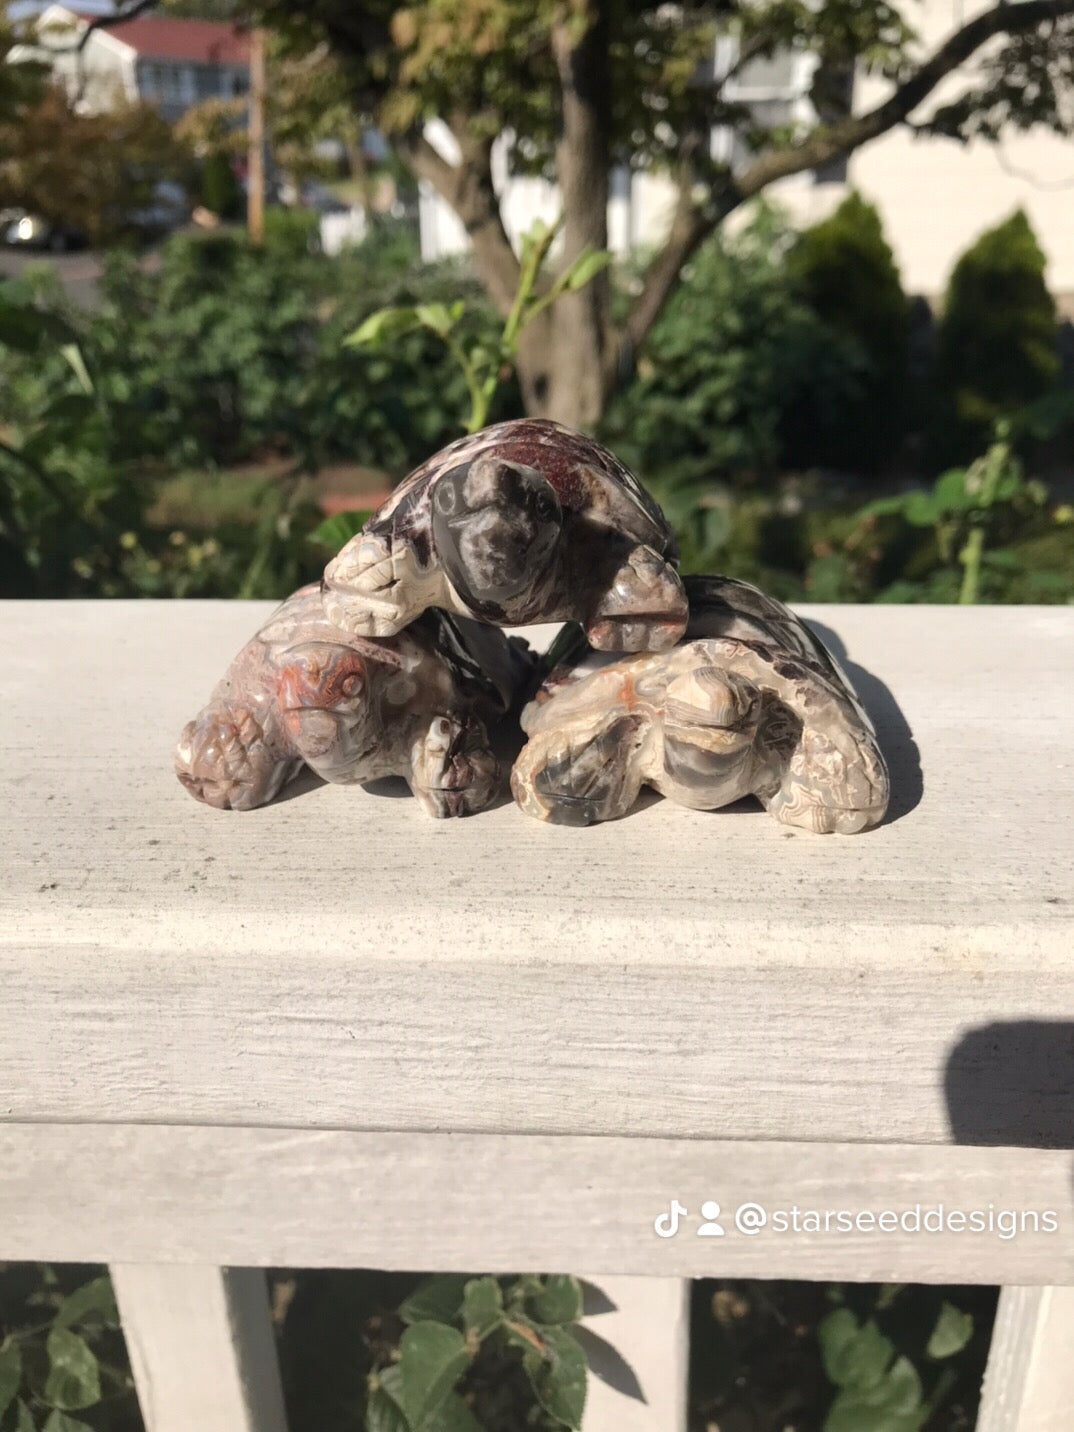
[1,209,1072,603]
[932,209,1060,468]
[785,192,911,473]
[690,1280,997,1432]
[198,151,244,220]
[604,204,866,485]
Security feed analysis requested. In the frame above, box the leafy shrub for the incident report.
[932,209,1060,467]
[86,224,502,475]
[0,1264,138,1432]
[262,204,322,258]
[690,1280,996,1432]
[604,205,865,487]
[785,191,911,472]
[198,151,243,219]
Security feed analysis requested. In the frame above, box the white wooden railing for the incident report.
[1,601,1072,1431]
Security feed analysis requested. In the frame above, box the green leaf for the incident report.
[0,1343,22,1421]
[44,1329,100,1412]
[461,1278,503,1339]
[819,1310,901,1394]
[42,1414,94,1432]
[559,248,613,293]
[366,1376,410,1432]
[427,1392,484,1432]
[529,1275,582,1326]
[396,1322,469,1429]
[346,307,424,347]
[55,1276,119,1331]
[15,1399,35,1432]
[521,1325,587,1431]
[398,1276,470,1328]
[414,302,463,338]
[308,511,370,549]
[842,1320,893,1391]
[59,344,93,396]
[824,1356,925,1432]
[927,1301,974,1360]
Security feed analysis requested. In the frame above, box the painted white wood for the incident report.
[579,1277,689,1432]
[2,1126,1071,1282]
[978,1286,1074,1432]
[110,1264,287,1432]
[1,603,1072,1150]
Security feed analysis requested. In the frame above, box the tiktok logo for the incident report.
[653,1200,688,1238]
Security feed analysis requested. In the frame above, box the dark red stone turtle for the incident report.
[175,584,533,817]
[322,418,688,652]
[511,575,889,832]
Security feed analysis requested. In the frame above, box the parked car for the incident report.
[2,209,86,252]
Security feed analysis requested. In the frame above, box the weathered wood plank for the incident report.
[580,1278,690,1432]
[1,603,1072,1147]
[978,1286,1074,1432]
[3,1126,1071,1282]
[110,1265,287,1432]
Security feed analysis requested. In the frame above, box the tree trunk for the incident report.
[534,5,614,433]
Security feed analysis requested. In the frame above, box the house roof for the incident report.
[70,10,250,64]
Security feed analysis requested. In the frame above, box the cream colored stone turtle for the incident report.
[176,584,532,817]
[322,418,688,652]
[511,575,889,832]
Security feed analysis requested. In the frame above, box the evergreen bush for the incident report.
[198,150,244,219]
[784,190,910,473]
[932,209,1060,467]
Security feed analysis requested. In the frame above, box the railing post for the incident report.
[977,1286,1074,1432]
[579,1276,690,1432]
[111,1264,288,1432]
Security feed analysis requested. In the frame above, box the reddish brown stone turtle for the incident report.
[322,418,688,652]
[511,575,889,833]
[175,584,532,817]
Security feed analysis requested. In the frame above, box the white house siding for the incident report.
[417,0,1074,298]
[848,0,1074,297]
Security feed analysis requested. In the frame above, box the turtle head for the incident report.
[430,456,562,620]
[660,665,763,803]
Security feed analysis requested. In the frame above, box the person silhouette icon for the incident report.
[697,1200,725,1236]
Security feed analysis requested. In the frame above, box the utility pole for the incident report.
[247,26,265,245]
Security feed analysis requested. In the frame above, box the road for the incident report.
[0,246,164,308]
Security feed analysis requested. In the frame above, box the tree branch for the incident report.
[622,0,1074,369]
[735,0,1074,197]
[395,127,521,316]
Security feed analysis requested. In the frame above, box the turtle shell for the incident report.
[322,419,688,651]
[511,575,889,832]
[175,584,534,817]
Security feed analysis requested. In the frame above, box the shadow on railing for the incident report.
[809,618,924,825]
[946,1022,1074,1148]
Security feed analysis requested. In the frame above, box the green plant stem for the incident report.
[958,527,984,604]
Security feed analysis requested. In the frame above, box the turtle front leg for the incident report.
[583,542,688,653]
[322,530,450,637]
[512,713,648,826]
[407,714,501,818]
[175,700,301,811]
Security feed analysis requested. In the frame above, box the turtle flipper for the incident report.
[175,701,300,811]
[322,530,448,637]
[407,714,501,818]
[761,723,889,834]
[583,543,688,653]
[511,713,648,825]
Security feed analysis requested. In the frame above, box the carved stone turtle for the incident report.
[322,418,688,652]
[511,575,889,833]
[176,583,533,817]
